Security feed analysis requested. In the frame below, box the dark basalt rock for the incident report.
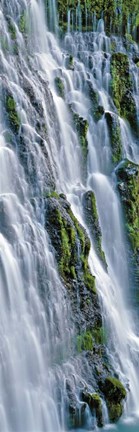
[44,192,126,426]
[105,111,122,163]
[55,77,65,98]
[83,191,107,270]
[72,112,89,160]
[99,376,126,422]
[116,159,139,295]
[110,52,137,132]
[82,391,103,427]
[116,159,139,258]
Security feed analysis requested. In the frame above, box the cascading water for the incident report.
[0,0,139,431]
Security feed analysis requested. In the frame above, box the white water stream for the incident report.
[0,0,139,430]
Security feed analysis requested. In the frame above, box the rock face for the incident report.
[45,193,96,293]
[57,0,139,39]
[5,93,20,133]
[116,159,139,292]
[110,53,137,132]
[82,391,103,427]
[116,159,139,260]
[73,112,89,160]
[105,111,122,164]
[55,77,65,98]
[83,191,107,269]
[99,376,126,422]
[45,193,126,427]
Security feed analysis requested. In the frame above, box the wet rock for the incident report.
[83,191,107,270]
[68,400,86,429]
[105,111,122,163]
[55,77,65,98]
[110,52,137,132]
[73,112,89,160]
[82,391,103,427]
[45,193,96,293]
[67,55,74,70]
[5,93,20,133]
[99,376,126,422]
[87,81,99,114]
[116,159,139,258]
[95,105,104,121]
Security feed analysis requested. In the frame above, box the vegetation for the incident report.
[55,77,65,98]
[7,20,16,40]
[45,194,96,293]
[110,53,137,131]
[105,112,122,163]
[82,391,103,427]
[19,13,28,34]
[83,191,107,269]
[99,376,126,421]
[77,331,93,352]
[116,160,139,256]
[57,0,139,38]
[73,113,89,159]
[6,95,20,133]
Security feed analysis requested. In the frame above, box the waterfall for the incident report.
[0,0,139,431]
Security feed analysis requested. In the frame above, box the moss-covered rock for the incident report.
[19,12,28,34]
[77,330,93,353]
[45,193,96,293]
[6,95,20,133]
[67,55,74,70]
[57,0,139,39]
[110,53,137,130]
[7,18,16,40]
[99,376,126,422]
[116,159,139,258]
[45,193,124,424]
[55,77,65,98]
[87,81,104,122]
[73,112,89,159]
[83,191,107,269]
[82,391,103,427]
[105,111,122,163]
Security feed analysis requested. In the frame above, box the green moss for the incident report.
[7,21,16,40]
[92,326,107,344]
[19,13,27,34]
[116,160,139,255]
[55,77,65,98]
[55,208,76,278]
[46,191,60,199]
[6,96,20,133]
[102,376,126,401]
[84,271,96,294]
[58,0,139,39]
[110,53,137,129]
[46,195,96,293]
[77,330,93,352]
[70,265,76,278]
[105,112,122,163]
[68,209,97,291]
[68,55,74,70]
[73,113,89,159]
[108,403,122,422]
[100,376,126,422]
[82,391,103,427]
[83,191,107,269]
